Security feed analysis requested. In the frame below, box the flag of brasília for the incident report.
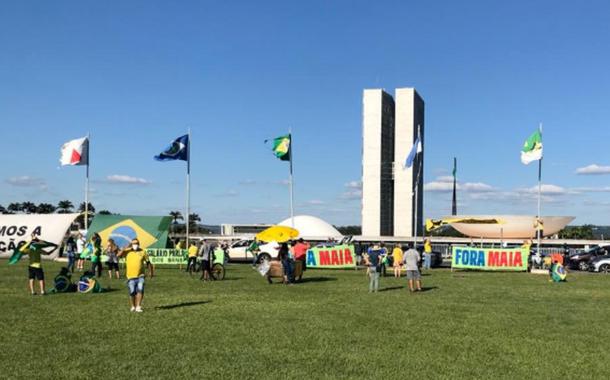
[520,129,543,165]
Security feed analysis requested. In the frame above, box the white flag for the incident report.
[60,137,89,166]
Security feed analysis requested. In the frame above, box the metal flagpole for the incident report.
[289,129,294,228]
[537,123,543,255]
[452,157,457,216]
[413,125,421,246]
[85,132,90,231]
[186,129,191,249]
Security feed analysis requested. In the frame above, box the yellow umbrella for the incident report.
[256,225,299,243]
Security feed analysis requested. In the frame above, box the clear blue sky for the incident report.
[1,1,609,225]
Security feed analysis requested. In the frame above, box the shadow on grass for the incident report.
[298,277,337,284]
[378,286,405,292]
[155,300,211,310]
[418,286,438,292]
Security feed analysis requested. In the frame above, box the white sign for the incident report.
[0,214,78,259]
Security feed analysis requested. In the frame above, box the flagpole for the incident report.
[413,125,421,246]
[537,123,542,255]
[289,129,294,228]
[85,132,90,231]
[186,129,191,249]
[452,157,457,216]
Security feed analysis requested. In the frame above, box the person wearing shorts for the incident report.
[23,234,58,295]
[199,241,213,281]
[105,238,120,279]
[402,243,422,292]
[118,238,153,312]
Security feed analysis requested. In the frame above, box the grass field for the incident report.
[1,261,609,379]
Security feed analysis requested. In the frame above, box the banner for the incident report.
[145,248,187,265]
[87,215,172,250]
[452,247,529,271]
[306,244,355,269]
[0,214,79,259]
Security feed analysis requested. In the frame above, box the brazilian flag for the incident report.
[86,215,172,250]
[269,134,291,161]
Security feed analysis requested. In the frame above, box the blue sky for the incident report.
[1,1,610,225]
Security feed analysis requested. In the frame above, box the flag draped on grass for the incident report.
[521,129,543,165]
[154,134,189,161]
[404,136,422,168]
[267,134,291,161]
[60,137,89,166]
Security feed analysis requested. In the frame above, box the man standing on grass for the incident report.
[367,244,383,293]
[403,243,422,292]
[118,238,154,312]
[22,234,58,296]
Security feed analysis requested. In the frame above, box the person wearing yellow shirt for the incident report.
[22,234,58,296]
[392,245,403,278]
[118,238,154,313]
[423,238,433,270]
[187,242,198,274]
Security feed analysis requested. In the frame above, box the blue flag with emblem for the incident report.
[154,134,189,161]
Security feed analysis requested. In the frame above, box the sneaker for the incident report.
[130,306,136,312]
[31,292,37,296]
[135,307,143,313]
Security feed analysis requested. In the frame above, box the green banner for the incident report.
[305,244,355,268]
[452,247,529,271]
[146,248,187,265]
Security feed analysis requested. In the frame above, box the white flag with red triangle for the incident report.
[60,137,89,166]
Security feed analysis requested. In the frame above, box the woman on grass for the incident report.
[392,244,403,278]
[106,238,120,279]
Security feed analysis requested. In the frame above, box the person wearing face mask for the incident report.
[118,238,154,312]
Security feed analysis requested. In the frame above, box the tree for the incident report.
[36,203,57,214]
[98,210,112,215]
[335,225,362,235]
[188,213,201,233]
[21,202,37,214]
[169,211,183,224]
[0,205,6,214]
[76,202,96,229]
[78,202,96,213]
[57,200,74,214]
[7,202,22,214]
[559,225,595,240]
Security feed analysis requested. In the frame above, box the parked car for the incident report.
[227,239,279,263]
[568,245,610,271]
[589,255,610,273]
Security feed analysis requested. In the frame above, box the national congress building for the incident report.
[362,88,424,237]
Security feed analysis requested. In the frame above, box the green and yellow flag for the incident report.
[268,134,291,161]
[521,129,543,165]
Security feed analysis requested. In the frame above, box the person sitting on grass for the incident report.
[118,238,154,313]
[22,234,58,296]
[402,243,422,293]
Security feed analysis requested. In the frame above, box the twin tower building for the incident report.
[362,88,424,238]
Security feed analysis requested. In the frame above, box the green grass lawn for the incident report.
[1,261,609,379]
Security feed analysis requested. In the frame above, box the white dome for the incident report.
[277,215,343,239]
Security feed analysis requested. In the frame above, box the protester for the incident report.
[90,233,103,277]
[392,244,403,278]
[278,242,293,285]
[292,238,310,280]
[76,233,86,271]
[118,238,154,312]
[65,236,77,273]
[199,240,213,281]
[379,243,389,276]
[24,234,58,296]
[187,241,198,274]
[366,245,383,293]
[247,239,261,267]
[105,238,120,279]
[423,238,432,270]
[402,243,422,292]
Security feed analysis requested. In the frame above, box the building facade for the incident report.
[362,87,424,237]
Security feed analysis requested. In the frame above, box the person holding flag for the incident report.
[13,233,59,295]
